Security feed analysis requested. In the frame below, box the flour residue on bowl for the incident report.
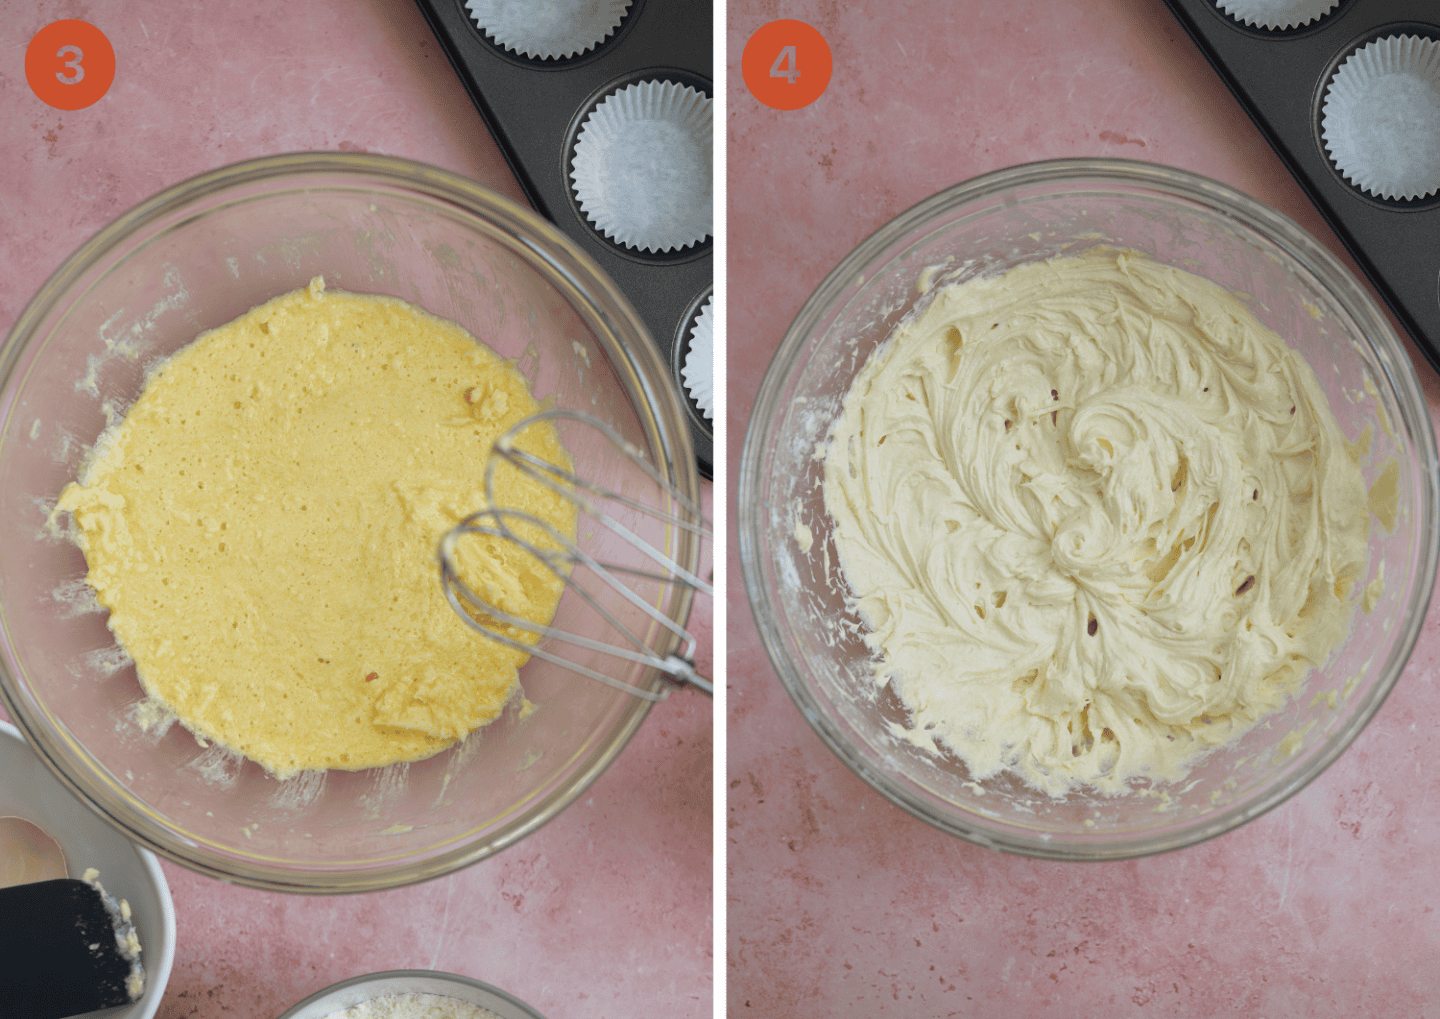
[50,577,103,619]
[76,266,189,400]
[189,744,245,789]
[270,769,328,812]
[360,763,412,821]
[127,697,176,741]
[83,644,133,677]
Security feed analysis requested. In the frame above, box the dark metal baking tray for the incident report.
[1163,0,1440,373]
[413,0,713,478]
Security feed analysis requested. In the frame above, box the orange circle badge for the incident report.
[26,20,116,111]
[741,20,832,111]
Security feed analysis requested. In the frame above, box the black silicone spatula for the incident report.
[0,876,145,1018]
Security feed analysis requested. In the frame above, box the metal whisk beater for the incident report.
[438,409,712,700]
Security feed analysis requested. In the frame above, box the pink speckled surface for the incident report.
[0,3,711,1018]
[727,1,1440,1016]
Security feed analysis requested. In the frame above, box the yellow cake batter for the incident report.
[55,278,574,778]
[824,251,1374,796]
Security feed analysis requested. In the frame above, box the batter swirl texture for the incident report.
[824,252,1370,795]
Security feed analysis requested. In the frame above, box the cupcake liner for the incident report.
[681,295,714,421]
[570,80,713,253]
[465,0,632,61]
[1215,0,1336,30]
[1322,35,1440,201]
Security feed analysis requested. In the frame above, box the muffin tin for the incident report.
[1163,0,1440,372]
[413,0,714,478]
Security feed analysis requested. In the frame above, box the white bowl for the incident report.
[278,970,546,1019]
[0,720,175,1018]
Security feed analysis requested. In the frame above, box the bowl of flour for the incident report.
[278,970,546,1019]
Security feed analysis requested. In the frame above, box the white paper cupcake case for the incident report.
[1322,35,1440,202]
[681,296,714,421]
[570,81,713,253]
[1215,0,1337,31]
[465,0,632,61]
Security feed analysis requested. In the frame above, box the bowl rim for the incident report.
[738,156,1440,861]
[0,151,701,892]
[275,969,546,1019]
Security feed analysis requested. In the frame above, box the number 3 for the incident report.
[56,44,84,85]
[770,45,799,85]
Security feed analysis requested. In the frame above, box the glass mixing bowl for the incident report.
[0,153,701,892]
[739,159,1438,860]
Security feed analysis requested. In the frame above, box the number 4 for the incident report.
[770,45,799,85]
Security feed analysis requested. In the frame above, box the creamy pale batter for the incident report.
[56,279,574,778]
[824,251,1373,796]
